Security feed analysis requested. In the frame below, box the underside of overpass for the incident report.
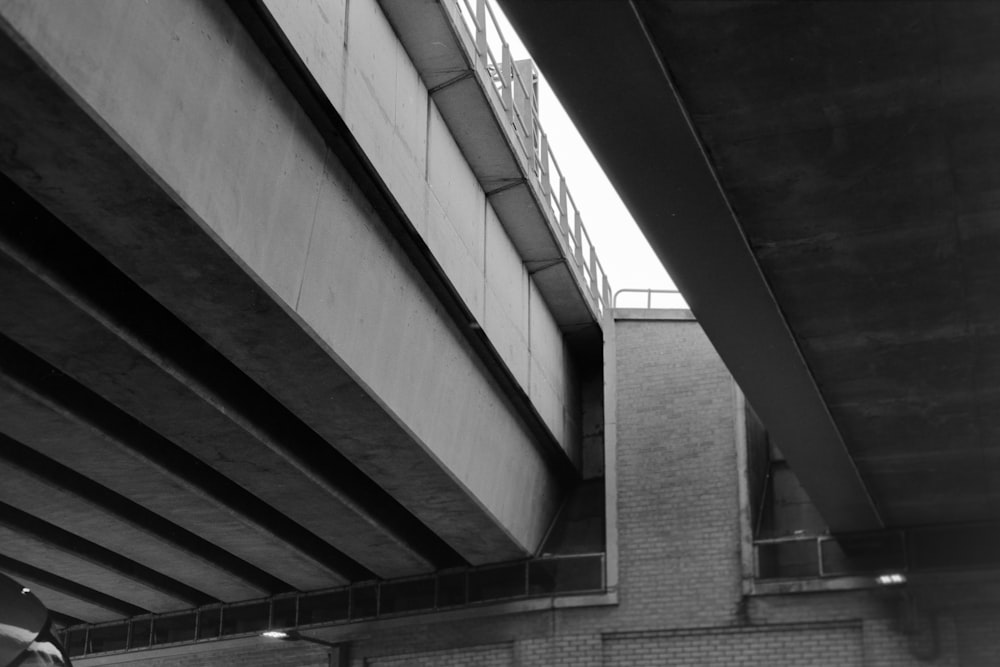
[501,0,1000,598]
[0,0,607,627]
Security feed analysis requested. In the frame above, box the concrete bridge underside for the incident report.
[0,0,595,624]
[502,1,1000,538]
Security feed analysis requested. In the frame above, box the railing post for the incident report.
[559,177,568,237]
[589,247,599,299]
[501,43,513,120]
[475,0,487,61]
[574,212,584,267]
[603,275,611,308]
[540,132,550,198]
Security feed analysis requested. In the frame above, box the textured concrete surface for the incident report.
[263,0,584,452]
[0,379,343,595]
[500,0,1000,534]
[0,241,432,580]
[635,1,1000,528]
[0,0,568,582]
[499,0,881,534]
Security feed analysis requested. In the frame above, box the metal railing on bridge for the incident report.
[612,288,688,310]
[59,552,605,658]
[454,0,611,315]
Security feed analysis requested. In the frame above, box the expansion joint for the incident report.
[428,70,474,95]
[485,179,527,197]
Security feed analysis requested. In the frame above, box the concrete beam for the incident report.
[0,350,347,592]
[0,0,561,562]
[0,561,138,623]
[0,190,443,580]
[500,0,882,533]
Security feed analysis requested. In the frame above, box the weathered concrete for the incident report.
[499,0,883,534]
[0,578,119,624]
[67,314,993,667]
[0,525,188,614]
[503,0,1000,535]
[631,1,1000,529]
[261,0,583,452]
[0,239,431,580]
[0,380,342,594]
[0,0,569,569]
[0,463,264,603]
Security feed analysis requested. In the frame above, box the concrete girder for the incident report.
[499,0,882,533]
[0,213,437,580]
[375,0,603,327]
[0,362,346,592]
[0,567,136,624]
[0,0,561,573]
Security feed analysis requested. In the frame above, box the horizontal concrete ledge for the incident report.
[749,576,884,597]
[614,308,696,322]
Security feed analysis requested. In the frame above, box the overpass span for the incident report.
[0,0,607,623]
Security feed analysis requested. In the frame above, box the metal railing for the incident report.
[612,288,687,310]
[454,0,611,314]
[753,533,906,581]
[59,552,605,658]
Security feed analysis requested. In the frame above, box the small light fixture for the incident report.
[261,630,348,666]
[876,573,906,585]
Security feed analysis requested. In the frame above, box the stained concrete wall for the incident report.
[0,0,567,558]
[262,0,577,451]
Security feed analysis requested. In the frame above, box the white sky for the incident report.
[491,6,686,309]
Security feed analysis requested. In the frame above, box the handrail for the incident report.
[754,531,907,581]
[612,288,686,309]
[454,0,612,314]
[59,552,606,657]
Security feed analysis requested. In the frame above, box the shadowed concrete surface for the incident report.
[501,0,1000,542]
[0,0,602,623]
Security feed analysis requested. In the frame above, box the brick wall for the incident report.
[603,623,862,666]
[611,316,742,631]
[83,314,997,666]
[365,643,512,667]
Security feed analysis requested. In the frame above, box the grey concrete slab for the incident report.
[0,527,188,614]
[0,246,433,579]
[0,463,265,603]
[622,0,1000,531]
[0,0,562,569]
[0,575,122,624]
[0,384,342,591]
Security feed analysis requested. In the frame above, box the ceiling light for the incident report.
[876,573,906,585]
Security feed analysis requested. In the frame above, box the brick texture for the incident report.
[603,623,862,666]
[365,643,511,666]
